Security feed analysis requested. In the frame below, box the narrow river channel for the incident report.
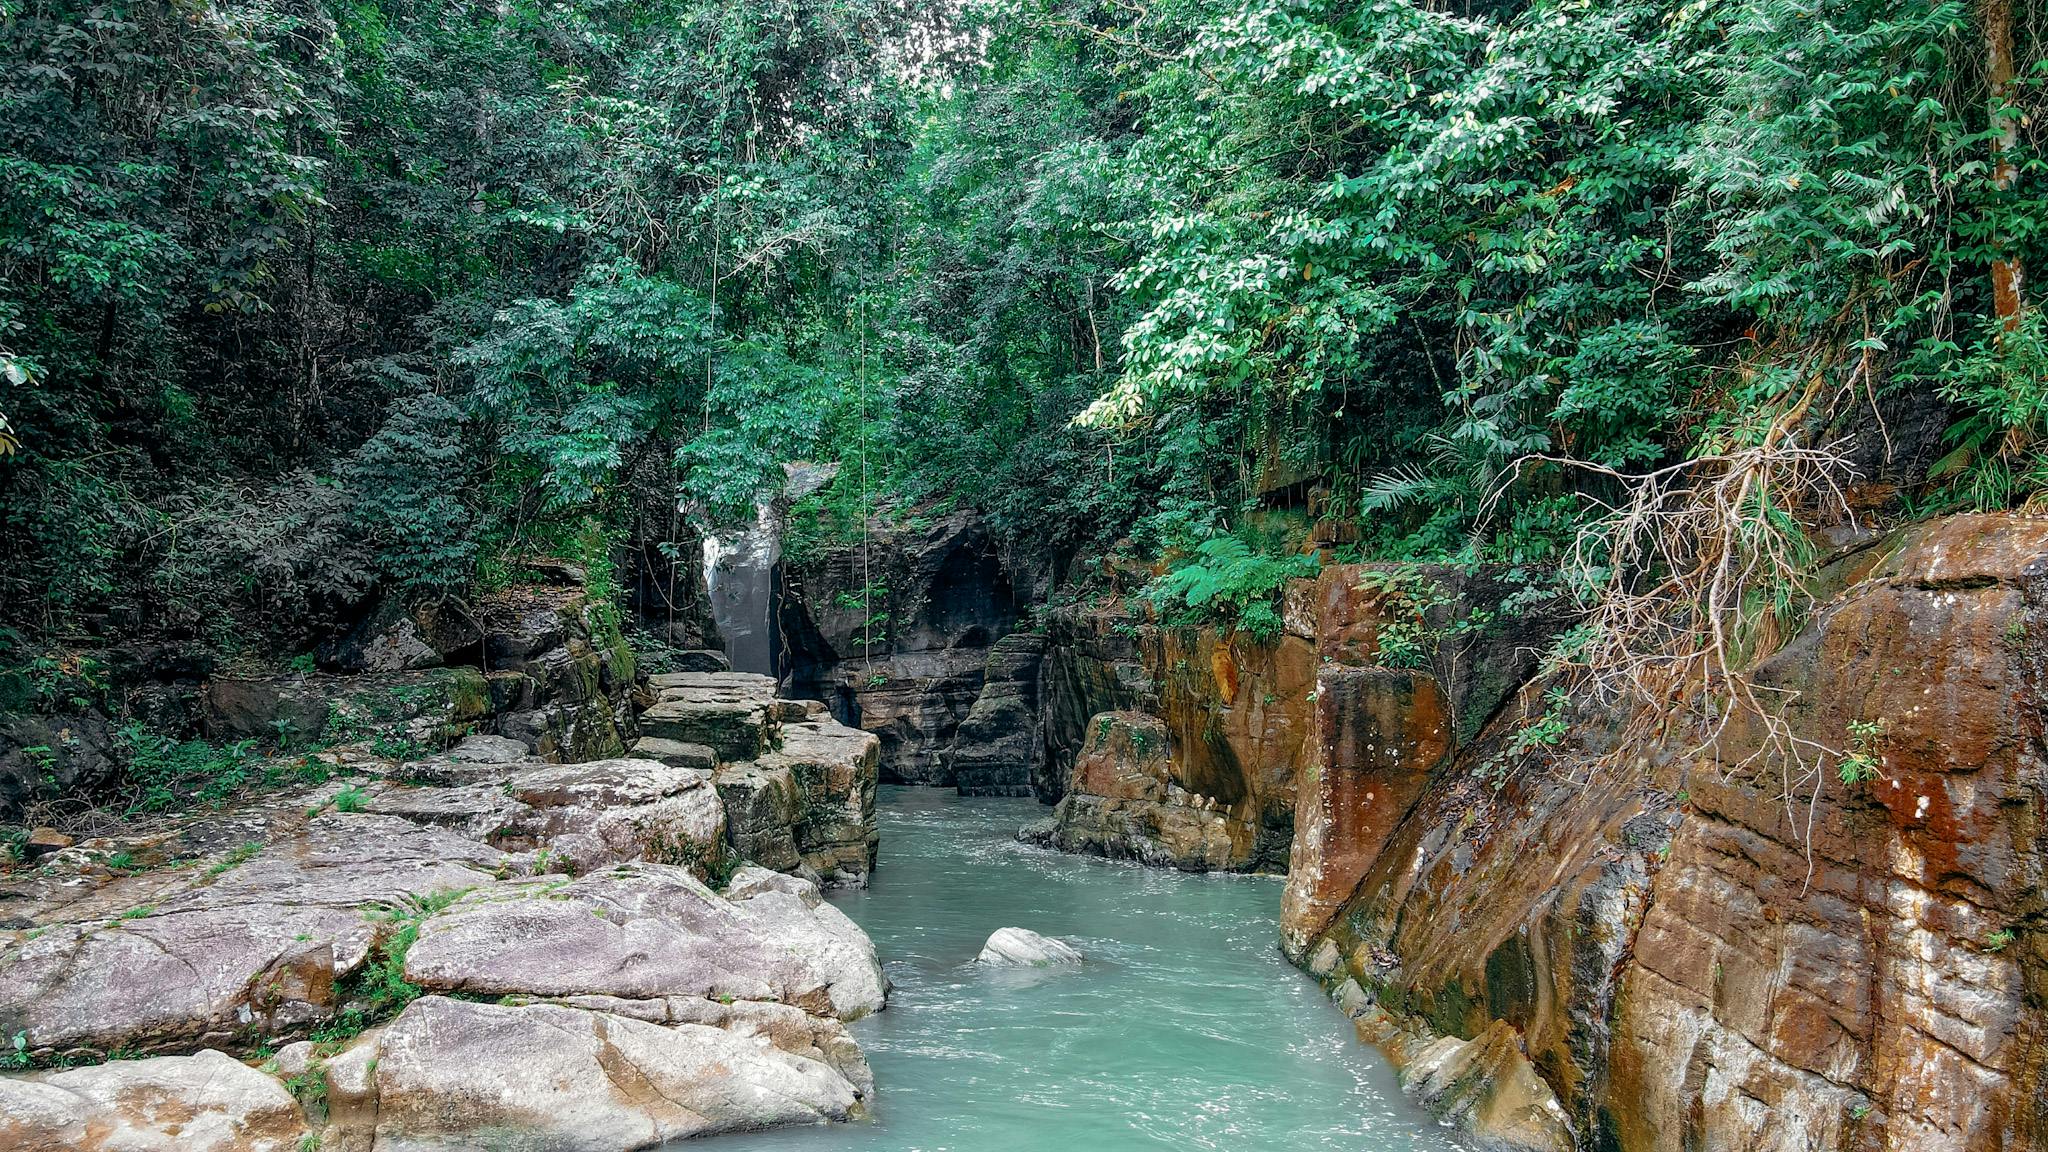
[712,786,1460,1152]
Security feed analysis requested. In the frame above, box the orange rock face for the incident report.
[1284,512,2048,1152]
[1609,513,2048,1152]
[1280,665,1450,959]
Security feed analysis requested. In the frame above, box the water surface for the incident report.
[713,787,1459,1152]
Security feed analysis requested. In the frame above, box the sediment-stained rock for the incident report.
[1282,512,2048,1152]
[638,670,778,760]
[631,669,879,885]
[0,1049,311,1152]
[1279,665,1450,958]
[1032,710,1244,871]
[760,719,881,884]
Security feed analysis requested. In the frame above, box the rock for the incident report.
[0,712,120,826]
[756,719,880,885]
[668,649,732,673]
[359,780,531,840]
[949,632,1047,796]
[712,760,804,872]
[639,671,776,760]
[21,828,71,857]
[204,668,492,747]
[1036,711,1241,871]
[325,997,858,1152]
[777,505,1023,784]
[1028,602,1150,803]
[402,861,885,1021]
[1278,665,1449,959]
[499,757,726,874]
[977,927,1083,967]
[269,1040,318,1079]
[1395,1022,1573,1152]
[444,733,528,763]
[1017,816,1057,847]
[627,736,718,769]
[1282,512,2048,1152]
[549,989,874,1099]
[0,1049,310,1152]
[0,814,508,1052]
[332,600,443,673]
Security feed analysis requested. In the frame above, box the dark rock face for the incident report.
[0,713,119,825]
[204,583,637,763]
[948,632,1046,796]
[779,507,1022,785]
[1029,605,1148,802]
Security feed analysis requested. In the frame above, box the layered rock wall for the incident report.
[1004,515,2046,1151]
[1279,514,2048,1152]
[779,507,1022,785]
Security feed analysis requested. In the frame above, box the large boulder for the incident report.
[402,862,885,1022]
[320,997,860,1152]
[756,719,880,885]
[1030,710,1243,871]
[638,671,777,760]
[977,927,1083,967]
[499,757,726,873]
[0,1049,310,1152]
[0,814,507,1054]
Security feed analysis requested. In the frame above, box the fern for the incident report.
[1144,536,1320,642]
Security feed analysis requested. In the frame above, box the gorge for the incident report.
[3,0,2045,1148]
[1,497,2045,1151]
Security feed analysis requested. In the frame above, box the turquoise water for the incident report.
[712,786,1459,1152]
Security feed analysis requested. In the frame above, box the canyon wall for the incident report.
[990,513,2046,1151]
[779,507,1024,785]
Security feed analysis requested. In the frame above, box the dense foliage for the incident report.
[1,0,2042,654]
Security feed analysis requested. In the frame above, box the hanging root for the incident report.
[1494,438,1860,842]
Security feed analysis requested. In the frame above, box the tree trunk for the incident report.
[1986,0,2024,330]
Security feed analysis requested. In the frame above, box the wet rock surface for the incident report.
[977,926,1083,967]
[1277,513,2048,1152]
[1032,710,1246,871]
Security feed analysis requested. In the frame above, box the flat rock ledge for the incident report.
[0,682,889,1151]
[977,926,1084,967]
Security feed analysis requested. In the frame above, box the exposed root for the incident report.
[1491,437,1861,860]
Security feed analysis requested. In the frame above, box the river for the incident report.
[712,786,1460,1152]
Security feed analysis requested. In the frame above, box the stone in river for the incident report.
[977,926,1084,967]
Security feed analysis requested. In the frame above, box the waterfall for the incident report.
[702,498,780,676]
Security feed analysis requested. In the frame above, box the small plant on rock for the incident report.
[1836,719,1889,786]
